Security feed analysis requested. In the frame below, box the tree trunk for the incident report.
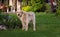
[26,0,28,5]
[50,0,54,12]
[17,0,22,12]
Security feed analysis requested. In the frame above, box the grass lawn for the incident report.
[0,13,60,37]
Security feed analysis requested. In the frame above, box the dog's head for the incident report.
[16,11,23,17]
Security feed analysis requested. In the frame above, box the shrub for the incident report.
[0,12,22,29]
[22,6,32,12]
[8,14,22,29]
[57,1,60,15]
[22,3,44,12]
[31,2,43,12]
[29,0,46,12]
[45,3,51,13]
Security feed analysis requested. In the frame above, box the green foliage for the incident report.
[0,11,5,24]
[22,0,45,12]
[30,0,44,12]
[0,10,2,13]
[57,1,60,15]
[0,12,21,29]
[7,14,22,29]
[45,3,51,13]
[22,6,32,12]
[31,2,43,12]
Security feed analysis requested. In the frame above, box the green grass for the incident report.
[0,13,60,37]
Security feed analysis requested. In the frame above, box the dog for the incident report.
[16,11,36,31]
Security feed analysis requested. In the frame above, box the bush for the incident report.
[29,0,46,12]
[0,12,22,29]
[22,0,46,12]
[8,14,22,29]
[22,4,43,12]
[45,3,51,13]
[22,6,32,12]
[31,2,43,12]
[57,1,60,15]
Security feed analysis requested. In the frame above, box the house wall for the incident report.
[0,0,21,12]
[9,0,21,12]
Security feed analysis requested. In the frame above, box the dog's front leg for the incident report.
[21,21,25,30]
[25,22,29,31]
[25,18,29,31]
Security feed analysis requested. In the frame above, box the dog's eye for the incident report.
[18,14,20,16]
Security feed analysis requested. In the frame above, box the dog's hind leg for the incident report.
[25,22,29,31]
[32,16,36,31]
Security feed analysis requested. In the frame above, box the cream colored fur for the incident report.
[16,11,36,31]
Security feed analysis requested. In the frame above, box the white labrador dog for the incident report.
[16,11,36,31]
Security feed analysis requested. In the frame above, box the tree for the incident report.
[57,0,60,14]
